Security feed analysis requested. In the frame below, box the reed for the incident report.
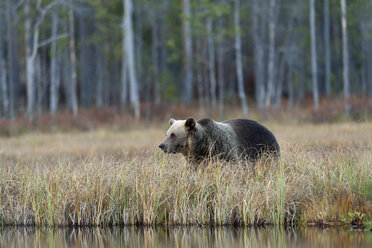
[0,122,371,227]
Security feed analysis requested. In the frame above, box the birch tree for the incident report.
[310,0,319,110]
[24,0,35,122]
[50,8,60,114]
[24,0,60,121]
[123,0,140,119]
[121,36,128,107]
[340,0,350,115]
[69,9,78,116]
[182,0,193,104]
[233,0,248,116]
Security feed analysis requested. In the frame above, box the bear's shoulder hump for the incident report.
[197,118,214,127]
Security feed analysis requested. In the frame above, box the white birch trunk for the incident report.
[234,0,248,116]
[25,0,59,120]
[310,0,319,110]
[50,8,59,114]
[24,0,35,122]
[121,10,128,107]
[121,48,128,107]
[69,9,78,116]
[340,0,350,115]
[182,0,193,104]
[124,0,140,119]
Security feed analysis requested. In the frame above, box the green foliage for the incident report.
[341,211,366,226]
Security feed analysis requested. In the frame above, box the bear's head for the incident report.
[159,117,196,155]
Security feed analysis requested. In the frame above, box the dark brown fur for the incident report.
[223,119,280,160]
[159,117,280,164]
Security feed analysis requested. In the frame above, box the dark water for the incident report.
[0,226,371,248]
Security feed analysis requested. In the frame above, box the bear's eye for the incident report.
[170,133,176,138]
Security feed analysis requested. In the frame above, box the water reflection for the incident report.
[0,226,371,248]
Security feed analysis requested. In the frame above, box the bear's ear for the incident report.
[185,117,196,131]
[169,118,176,126]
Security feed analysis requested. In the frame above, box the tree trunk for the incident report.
[324,0,331,96]
[151,2,160,105]
[182,0,193,104]
[6,0,18,120]
[234,0,248,116]
[69,9,78,116]
[274,52,285,108]
[265,0,277,109]
[61,49,71,108]
[368,17,372,100]
[134,2,142,104]
[25,0,59,121]
[287,69,294,112]
[79,12,89,107]
[310,0,319,110]
[159,0,169,82]
[202,38,210,113]
[0,16,9,117]
[196,39,204,113]
[121,39,128,107]
[207,17,217,109]
[360,21,367,100]
[96,49,104,107]
[340,0,350,115]
[252,0,265,110]
[217,4,225,120]
[124,0,140,119]
[24,0,35,122]
[50,8,59,114]
[36,55,42,116]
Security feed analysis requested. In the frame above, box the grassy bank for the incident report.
[0,123,371,227]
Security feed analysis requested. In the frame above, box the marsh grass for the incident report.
[0,123,371,227]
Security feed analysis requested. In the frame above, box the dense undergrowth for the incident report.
[1,97,372,137]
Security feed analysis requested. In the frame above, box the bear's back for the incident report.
[223,119,280,160]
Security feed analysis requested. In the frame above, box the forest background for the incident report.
[1,0,372,132]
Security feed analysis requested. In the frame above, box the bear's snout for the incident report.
[159,143,165,151]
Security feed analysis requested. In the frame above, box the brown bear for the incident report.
[159,117,280,164]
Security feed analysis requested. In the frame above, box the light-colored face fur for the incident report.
[159,118,188,154]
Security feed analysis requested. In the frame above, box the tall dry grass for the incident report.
[0,123,371,227]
